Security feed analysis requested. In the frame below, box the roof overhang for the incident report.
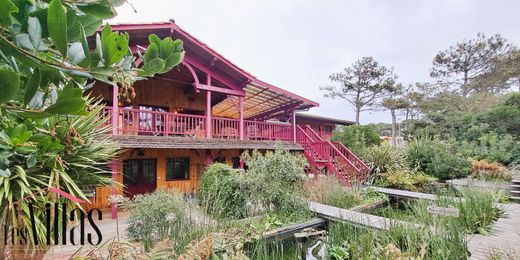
[104,22,318,118]
[295,112,354,125]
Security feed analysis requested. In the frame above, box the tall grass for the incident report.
[327,215,468,259]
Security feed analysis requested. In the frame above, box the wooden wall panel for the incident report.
[88,78,207,113]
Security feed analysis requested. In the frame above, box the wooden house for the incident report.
[86,22,370,217]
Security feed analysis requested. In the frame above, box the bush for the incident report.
[406,138,471,180]
[470,159,511,182]
[331,125,381,155]
[375,169,436,192]
[459,133,520,166]
[125,190,201,251]
[361,143,407,176]
[199,150,308,219]
[199,163,249,219]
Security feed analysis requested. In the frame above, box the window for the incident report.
[123,159,157,185]
[232,157,241,169]
[213,156,226,164]
[325,125,334,132]
[166,157,190,181]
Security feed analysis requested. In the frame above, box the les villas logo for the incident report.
[5,187,103,246]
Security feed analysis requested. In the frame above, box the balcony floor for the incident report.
[111,135,304,150]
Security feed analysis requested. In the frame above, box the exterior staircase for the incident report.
[511,179,520,203]
[296,125,371,186]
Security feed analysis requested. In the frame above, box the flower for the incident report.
[165,213,177,223]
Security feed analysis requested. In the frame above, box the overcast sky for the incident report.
[109,0,520,124]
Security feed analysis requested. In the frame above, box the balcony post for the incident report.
[239,96,244,140]
[112,84,119,135]
[110,160,118,219]
[292,110,296,143]
[205,74,212,139]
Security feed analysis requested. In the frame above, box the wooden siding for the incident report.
[88,78,206,113]
[90,148,244,209]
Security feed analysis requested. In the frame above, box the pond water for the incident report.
[246,230,328,259]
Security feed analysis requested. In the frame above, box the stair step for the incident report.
[510,190,520,194]
[510,196,520,202]
[512,180,520,184]
[511,184,520,188]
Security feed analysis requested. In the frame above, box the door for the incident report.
[123,159,157,197]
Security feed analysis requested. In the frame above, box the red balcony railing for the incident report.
[102,106,293,141]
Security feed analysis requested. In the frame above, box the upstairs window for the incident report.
[166,157,190,181]
[325,125,334,132]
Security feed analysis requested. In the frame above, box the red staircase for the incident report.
[296,125,371,186]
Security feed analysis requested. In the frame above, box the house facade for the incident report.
[85,22,370,215]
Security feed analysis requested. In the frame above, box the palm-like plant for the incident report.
[0,102,119,255]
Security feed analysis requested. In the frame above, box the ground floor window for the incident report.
[213,156,226,164]
[232,157,241,169]
[123,159,157,197]
[166,157,190,181]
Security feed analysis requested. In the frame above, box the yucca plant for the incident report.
[0,102,119,255]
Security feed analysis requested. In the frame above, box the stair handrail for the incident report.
[304,125,324,142]
[331,141,371,172]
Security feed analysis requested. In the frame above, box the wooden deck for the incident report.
[308,202,418,230]
[371,186,520,259]
[466,203,520,259]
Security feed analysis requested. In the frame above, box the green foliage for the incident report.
[375,169,436,192]
[331,125,381,155]
[459,133,520,165]
[125,190,202,252]
[406,138,471,180]
[304,176,388,209]
[199,163,248,219]
[361,143,407,176]
[199,150,308,220]
[0,0,185,249]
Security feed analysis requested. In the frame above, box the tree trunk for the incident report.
[355,108,360,125]
[390,109,397,147]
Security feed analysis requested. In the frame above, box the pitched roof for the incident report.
[295,113,354,125]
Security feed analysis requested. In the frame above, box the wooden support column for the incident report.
[112,85,119,135]
[205,74,212,139]
[292,110,297,143]
[239,96,244,140]
[110,161,118,219]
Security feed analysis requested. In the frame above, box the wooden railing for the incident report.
[102,107,293,141]
[331,142,371,174]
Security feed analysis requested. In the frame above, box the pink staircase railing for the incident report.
[296,125,370,185]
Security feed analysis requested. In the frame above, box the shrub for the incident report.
[125,190,201,251]
[406,138,471,180]
[361,143,407,176]
[199,150,309,219]
[241,149,308,214]
[375,169,436,192]
[331,125,381,155]
[199,163,248,219]
[470,159,511,181]
[459,133,520,166]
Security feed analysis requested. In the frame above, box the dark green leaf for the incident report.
[47,0,68,57]
[45,86,86,115]
[0,69,20,104]
[78,24,91,67]
[24,69,40,105]
[78,1,116,19]
[0,0,18,27]
[77,15,102,37]
[11,124,26,138]
[101,24,129,66]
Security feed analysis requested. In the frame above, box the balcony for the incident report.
[101,106,294,142]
